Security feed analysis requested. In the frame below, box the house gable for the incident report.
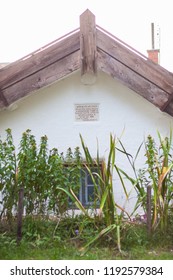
[0,9,173,116]
[0,70,171,149]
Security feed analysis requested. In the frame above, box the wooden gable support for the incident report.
[0,31,80,110]
[96,28,173,110]
[0,89,8,108]
[80,9,97,85]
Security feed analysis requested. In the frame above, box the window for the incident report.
[79,167,99,206]
[68,165,101,207]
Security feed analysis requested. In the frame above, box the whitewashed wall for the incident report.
[0,71,172,213]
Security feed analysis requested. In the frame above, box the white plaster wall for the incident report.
[0,71,172,213]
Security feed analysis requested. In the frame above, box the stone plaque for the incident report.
[75,103,99,122]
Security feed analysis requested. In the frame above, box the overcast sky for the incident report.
[0,0,173,71]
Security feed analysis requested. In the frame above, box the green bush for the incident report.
[0,129,81,219]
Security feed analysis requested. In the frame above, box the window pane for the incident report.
[87,173,93,185]
[87,168,98,185]
[87,186,95,203]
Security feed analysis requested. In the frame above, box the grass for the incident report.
[1,237,173,260]
[1,245,173,260]
[0,215,173,260]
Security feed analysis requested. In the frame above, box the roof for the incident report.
[0,9,173,116]
[0,63,9,69]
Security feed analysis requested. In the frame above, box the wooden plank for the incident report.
[163,101,173,117]
[0,90,8,107]
[98,49,169,109]
[97,29,173,96]
[0,100,4,110]
[2,51,80,107]
[160,96,173,112]
[0,31,80,90]
[80,9,97,84]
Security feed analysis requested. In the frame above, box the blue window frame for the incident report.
[79,167,100,206]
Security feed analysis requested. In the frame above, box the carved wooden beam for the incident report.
[0,31,80,90]
[0,89,8,108]
[163,100,173,117]
[97,29,173,97]
[2,51,80,108]
[80,9,97,85]
[98,49,169,109]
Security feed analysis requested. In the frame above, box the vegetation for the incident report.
[117,130,173,233]
[78,134,130,254]
[0,215,173,260]
[0,129,81,218]
[0,129,173,259]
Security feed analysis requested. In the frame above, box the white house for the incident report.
[0,10,173,213]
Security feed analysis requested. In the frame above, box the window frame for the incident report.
[68,161,103,208]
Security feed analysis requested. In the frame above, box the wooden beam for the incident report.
[160,92,173,112]
[0,100,4,110]
[1,51,80,108]
[0,90,8,107]
[97,29,173,96]
[98,49,169,109]
[0,31,80,90]
[80,9,97,85]
[163,101,173,117]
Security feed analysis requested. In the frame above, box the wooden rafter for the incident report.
[97,28,173,97]
[96,26,173,115]
[164,101,173,116]
[98,49,169,108]
[0,31,80,110]
[0,90,8,108]
[1,51,80,107]
[0,30,80,91]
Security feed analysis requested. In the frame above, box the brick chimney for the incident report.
[147,49,160,64]
[147,23,160,64]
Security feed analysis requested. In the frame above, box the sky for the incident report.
[0,0,173,71]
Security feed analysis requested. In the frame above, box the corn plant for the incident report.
[115,140,146,216]
[76,134,130,254]
[116,130,173,233]
[145,131,173,231]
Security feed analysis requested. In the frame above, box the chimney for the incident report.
[147,23,160,64]
[147,49,160,64]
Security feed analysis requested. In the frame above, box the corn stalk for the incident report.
[79,134,130,253]
[145,131,173,231]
